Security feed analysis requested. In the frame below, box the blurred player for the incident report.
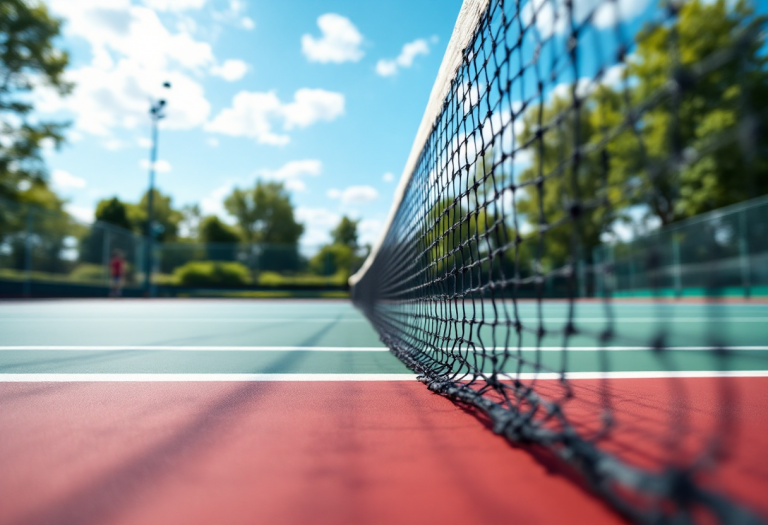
[109,249,125,297]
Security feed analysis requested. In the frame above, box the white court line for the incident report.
[0,346,389,352]
[0,371,767,382]
[0,317,764,323]
[480,346,768,352]
[483,371,768,380]
[0,318,366,323]
[0,374,419,382]
[462,317,767,323]
[0,346,765,352]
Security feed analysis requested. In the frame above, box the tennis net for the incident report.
[350,0,768,522]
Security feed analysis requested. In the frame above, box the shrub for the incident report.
[69,263,107,283]
[309,243,353,276]
[173,261,251,287]
[257,271,347,288]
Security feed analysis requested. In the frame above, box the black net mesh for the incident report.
[351,0,768,522]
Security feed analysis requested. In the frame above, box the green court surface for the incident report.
[0,299,765,377]
[1,299,767,525]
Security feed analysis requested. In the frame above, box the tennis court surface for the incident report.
[0,298,766,524]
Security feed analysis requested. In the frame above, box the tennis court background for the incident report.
[0,298,766,524]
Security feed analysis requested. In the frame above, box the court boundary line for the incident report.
[1,371,767,382]
[2,316,765,323]
[0,346,390,351]
[1,345,766,352]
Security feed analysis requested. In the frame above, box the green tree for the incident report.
[331,216,359,248]
[179,204,201,240]
[310,243,354,277]
[623,0,768,223]
[224,181,304,244]
[309,216,367,277]
[0,0,72,200]
[516,92,622,272]
[79,196,135,265]
[514,0,768,276]
[127,189,183,242]
[199,216,241,243]
[95,198,132,230]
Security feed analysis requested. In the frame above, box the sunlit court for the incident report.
[2,0,768,523]
[1,299,766,525]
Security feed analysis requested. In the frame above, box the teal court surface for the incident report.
[0,299,767,524]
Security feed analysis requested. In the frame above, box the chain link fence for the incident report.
[594,194,768,298]
[0,196,364,297]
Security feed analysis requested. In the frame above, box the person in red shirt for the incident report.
[109,249,125,297]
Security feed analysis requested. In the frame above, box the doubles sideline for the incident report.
[0,346,766,352]
[1,371,767,382]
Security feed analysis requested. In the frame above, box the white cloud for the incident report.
[284,179,306,192]
[548,64,627,104]
[296,207,341,246]
[550,77,594,101]
[376,38,430,77]
[210,59,249,81]
[39,1,213,137]
[206,91,288,145]
[103,138,125,151]
[261,159,322,180]
[37,63,211,136]
[201,182,234,218]
[211,0,252,30]
[52,169,87,189]
[139,159,172,173]
[260,160,322,192]
[601,62,628,88]
[282,89,345,129]
[141,0,206,11]
[137,137,152,148]
[205,89,344,145]
[522,0,652,38]
[49,2,215,71]
[301,14,364,64]
[65,204,95,223]
[382,172,394,182]
[327,185,378,205]
[358,218,383,246]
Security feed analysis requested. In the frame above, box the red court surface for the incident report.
[1,378,767,525]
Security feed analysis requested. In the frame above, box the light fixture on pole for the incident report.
[143,81,171,297]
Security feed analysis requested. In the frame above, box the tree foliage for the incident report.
[199,215,241,243]
[224,181,304,244]
[0,0,72,200]
[95,198,131,230]
[331,216,359,248]
[127,189,183,242]
[515,0,768,272]
[310,216,366,278]
[625,0,768,221]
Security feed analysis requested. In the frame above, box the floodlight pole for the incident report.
[143,82,171,297]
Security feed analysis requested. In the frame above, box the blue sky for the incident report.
[38,0,464,246]
[35,0,768,248]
